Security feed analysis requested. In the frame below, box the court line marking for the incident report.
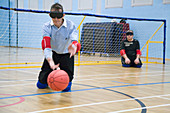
[0,63,169,71]
[0,73,169,86]
[158,96,170,100]
[0,94,25,107]
[0,72,168,85]
[76,70,170,78]
[0,79,36,82]
[7,68,170,76]
[1,81,170,100]
[28,94,170,113]
[78,83,147,113]
[145,64,170,68]
[0,66,169,78]
[2,68,170,77]
[15,69,39,74]
[74,73,169,81]
[0,83,34,87]
[108,104,170,113]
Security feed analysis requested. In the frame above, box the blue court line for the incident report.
[0,81,170,100]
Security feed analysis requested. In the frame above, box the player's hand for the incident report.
[134,58,139,64]
[50,63,60,70]
[68,43,77,58]
[47,58,60,70]
[125,58,131,64]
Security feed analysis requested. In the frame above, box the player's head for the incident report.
[126,30,134,41]
[49,3,65,27]
[49,3,65,19]
[50,3,64,12]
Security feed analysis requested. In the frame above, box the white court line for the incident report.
[2,67,170,78]
[0,69,37,76]
[1,66,170,78]
[108,104,170,113]
[28,94,170,113]
[16,69,38,74]
[0,69,164,79]
[75,70,170,78]
[0,83,34,87]
[0,72,169,87]
[0,79,37,83]
[158,96,170,100]
[146,64,170,68]
[14,69,170,78]
[0,69,38,83]
[74,73,170,81]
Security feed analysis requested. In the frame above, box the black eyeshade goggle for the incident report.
[126,32,133,36]
[49,11,63,19]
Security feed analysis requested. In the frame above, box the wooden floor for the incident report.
[0,47,170,113]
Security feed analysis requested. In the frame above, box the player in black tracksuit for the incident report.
[120,30,142,68]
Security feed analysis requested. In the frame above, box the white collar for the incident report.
[50,18,67,27]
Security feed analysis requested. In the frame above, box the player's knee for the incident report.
[122,64,131,67]
[36,80,48,89]
[135,64,142,68]
[62,82,72,92]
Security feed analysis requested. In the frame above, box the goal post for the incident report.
[0,6,166,67]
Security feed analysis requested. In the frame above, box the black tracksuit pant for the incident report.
[38,51,74,84]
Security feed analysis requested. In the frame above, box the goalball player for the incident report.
[120,30,142,68]
[36,3,81,91]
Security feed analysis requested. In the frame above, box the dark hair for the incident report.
[126,30,134,36]
[50,3,63,12]
[120,19,127,23]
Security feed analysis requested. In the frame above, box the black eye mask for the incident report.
[126,32,133,36]
[49,11,63,19]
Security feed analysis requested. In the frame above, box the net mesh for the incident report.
[78,21,129,64]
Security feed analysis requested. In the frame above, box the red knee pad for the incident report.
[72,41,81,53]
[41,36,51,50]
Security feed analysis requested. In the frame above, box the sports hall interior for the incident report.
[0,0,170,113]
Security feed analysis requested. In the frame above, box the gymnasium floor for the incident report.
[0,47,170,113]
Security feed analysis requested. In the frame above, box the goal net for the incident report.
[66,14,165,65]
[0,6,166,68]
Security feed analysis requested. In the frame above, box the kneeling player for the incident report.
[120,30,142,68]
[37,3,81,92]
